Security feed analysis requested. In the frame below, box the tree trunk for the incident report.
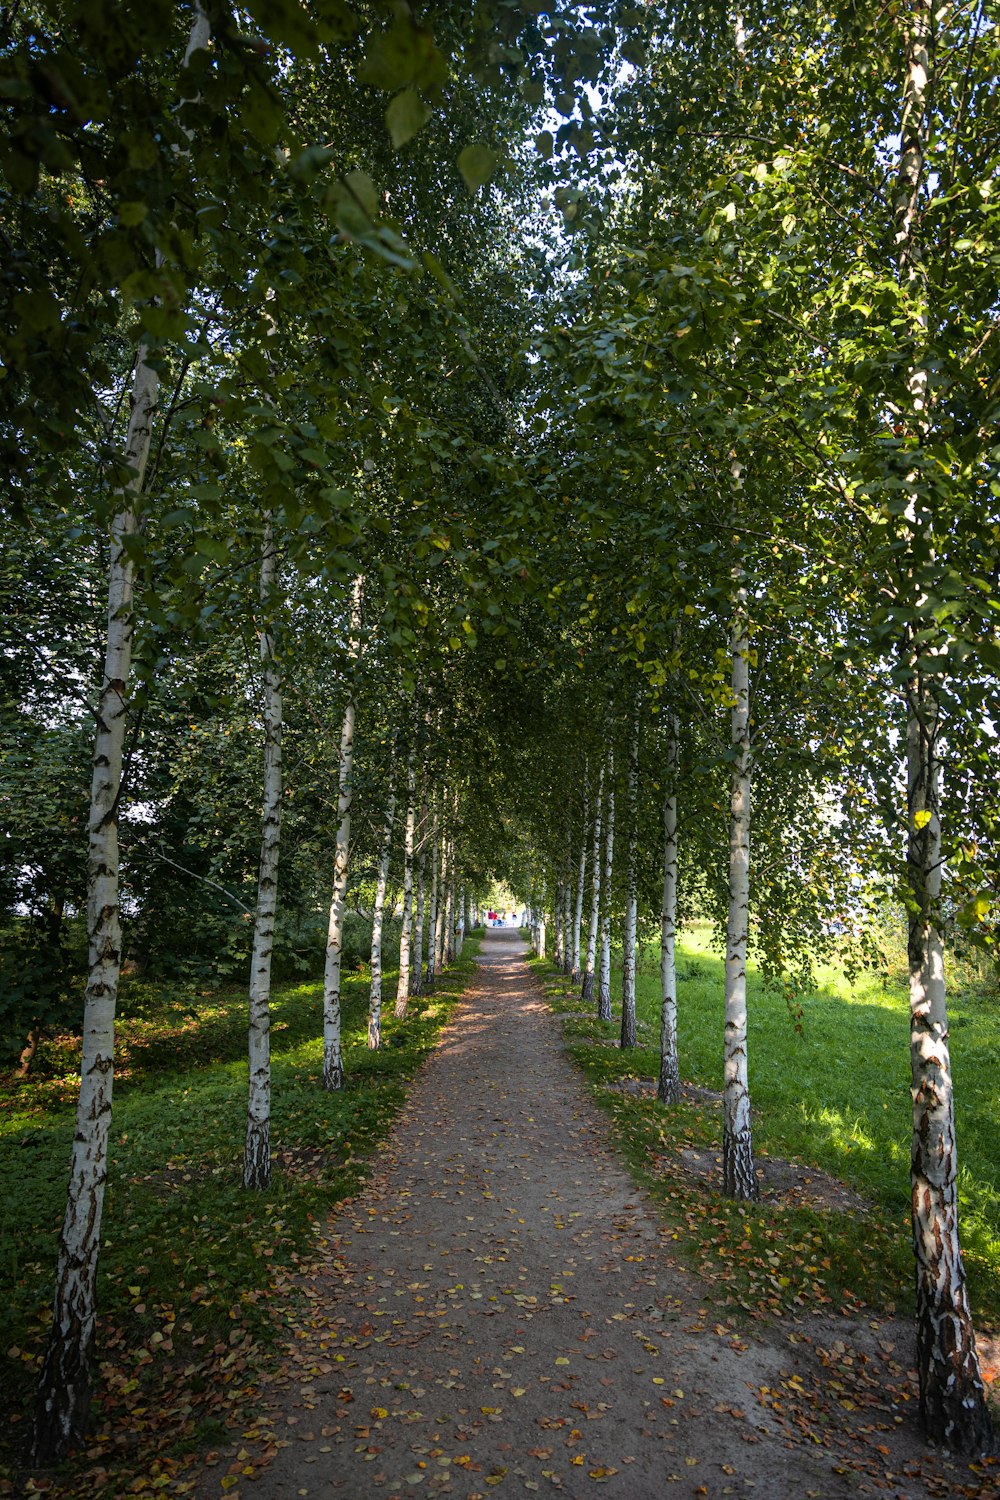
[16,1030,40,1078]
[560,844,573,976]
[906,706,991,1450]
[553,879,564,968]
[455,882,466,957]
[394,747,417,1020]
[723,568,757,1200]
[368,773,397,1050]
[444,850,456,965]
[32,11,211,1462]
[581,760,605,1004]
[434,823,448,976]
[571,773,589,981]
[243,514,283,1190]
[323,574,364,1091]
[411,796,427,999]
[620,704,639,1051]
[658,718,680,1105]
[425,804,439,992]
[893,0,992,1451]
[597,764,615,1023]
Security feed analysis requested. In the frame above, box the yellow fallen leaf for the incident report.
[555,1357,570,1366]
[512,1388,527,1397]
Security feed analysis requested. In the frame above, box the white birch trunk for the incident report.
[571,774,589,981]
[411,795,427,998]
[425,805,439,991]
[368,775,396,1050]
[723,570,757,1199]
[455,882,466,957]
[394,748,417,1020]
[597,768,615,1023]
[552,881,564,968]
[323,575,364,1090]
[33,10,211,1461]
[658,717,680,1105]
[620,706,639,1050]
[434,824,448,976]
[581,760,605,1004]
[893,0,991,1450]
[444,850,456,965]
[243,515,283,1189]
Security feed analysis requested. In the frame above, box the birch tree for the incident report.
[32,7,212,1461]
[597,766,615,1023]
[570,773,589,980]
[368,758,397,1050]
[425,802,439,990]
[620,703,640,1050]
[394,745,417,1019]
[243,514,284,1189]
[323,574,364,1091]
[580,758,605,1003]
[722,552,758,1200]
[411,791,428,997]
[893,0,991,1450]
[658,715,680,1105]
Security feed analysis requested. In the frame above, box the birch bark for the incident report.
[434,825,448,976]
[455,882,466,957]
[323,574,364,1091]
[243,514,284,1189]
[658,717,680,1105]
[620,705,639,1050]
[581,760,605,1004]
[394,747,417,1020]
[444,850,456,965]
[894,0,991,1450]
[368,772,396,1050]
[723,564,757,1200]
[33,9,211,1460]
[597,767,615,1023]
[553,880,565,968]
[425,805,439,991]
[571,774,589,980]
[560,846,573,975]
[411,795,427,998]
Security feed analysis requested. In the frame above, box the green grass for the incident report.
[536,923,1000,1335]
[0,934,482,1493]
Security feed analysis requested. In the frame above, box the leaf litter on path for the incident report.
[194,931,1000,1500]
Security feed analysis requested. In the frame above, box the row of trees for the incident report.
[3,0,997,1466]
[508,0,999,1456]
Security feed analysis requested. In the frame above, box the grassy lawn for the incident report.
[0,934,482,1496]
[536,922,1000,1337]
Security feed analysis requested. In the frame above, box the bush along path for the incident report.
[201,928,999,1500]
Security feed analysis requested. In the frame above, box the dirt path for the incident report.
[217,929,995,1500]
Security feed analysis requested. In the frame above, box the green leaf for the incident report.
[343,169,379,218]
[458,144,498,194]
[386,88,430,148]
[535,130,554,158]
